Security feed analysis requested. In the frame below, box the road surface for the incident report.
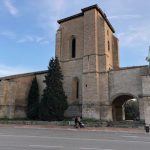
[0,126,149,150]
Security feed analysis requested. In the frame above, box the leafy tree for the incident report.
[39,57,68,121]
[125,99,139,120]
[27,77,39,120]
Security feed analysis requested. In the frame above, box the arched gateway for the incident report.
[112,94,138,121]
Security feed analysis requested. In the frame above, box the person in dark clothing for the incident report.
[74,116,79,128]
[74,116,84,128]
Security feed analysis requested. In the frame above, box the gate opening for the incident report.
[112,95,139,121]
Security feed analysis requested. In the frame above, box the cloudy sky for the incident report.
[0,0,150,77]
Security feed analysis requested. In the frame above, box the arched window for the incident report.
[72,77,79,101]
[107,30,109,36]
[71,38,76,58]
[108,41,110,51]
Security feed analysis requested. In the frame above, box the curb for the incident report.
[0,124,145,134]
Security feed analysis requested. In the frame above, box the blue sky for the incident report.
[0,0,150,77]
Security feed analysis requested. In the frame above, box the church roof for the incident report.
[57,4,115,33]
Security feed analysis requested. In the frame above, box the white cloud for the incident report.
[0,31,16,39]
[4,0,18,16]
[35,37,44,43]
[0,31,49,44]
[40,40,49,45]
[0,64,30,77]
[109,14,141,20]
[117,24,150,49]
[33,0,67,33]
[52,0,66,12]
[16,38,26,43]
[17,35,49,44]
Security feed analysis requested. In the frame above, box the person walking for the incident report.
[74,116,84,128]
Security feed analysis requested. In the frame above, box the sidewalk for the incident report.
[0,124,145,134]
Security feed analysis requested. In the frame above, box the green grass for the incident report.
[0,117,144,128]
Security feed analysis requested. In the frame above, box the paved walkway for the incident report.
[0,124,145,133]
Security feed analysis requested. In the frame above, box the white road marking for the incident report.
[29,145,64,149]
[14,126,78,131]
[80,148,113,150]
[0,134,150,144]
[122,135,138,138]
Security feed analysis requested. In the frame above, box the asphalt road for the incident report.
[0,126,149,150]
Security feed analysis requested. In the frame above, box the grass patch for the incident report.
[81,118,108,127]
[0,118,144,128]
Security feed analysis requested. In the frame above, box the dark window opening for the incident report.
[72,77,79,101]
[88,55,89,61]
[108,41,110,51]
[76,80,79,99]
[107,30,109,36]
[72,38,76,58]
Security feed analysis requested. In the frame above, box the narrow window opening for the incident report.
[76,80,79,99]
[108,41,110,51]
[107,30,109,36]
[72,77,79,101]
[72,38,76,58]
[88,55,89,61]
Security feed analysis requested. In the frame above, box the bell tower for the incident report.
[56,4,119,119]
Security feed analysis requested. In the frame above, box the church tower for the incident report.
[56,4,119,119]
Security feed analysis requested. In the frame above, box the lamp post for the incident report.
[146,46,150,68]
[145,46,150,132]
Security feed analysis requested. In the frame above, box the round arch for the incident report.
[111,93,138,121]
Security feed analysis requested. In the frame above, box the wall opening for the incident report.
[108,41,110,51]
[72,77,79,101]
[71,38,76,58]
[112,94,139,121]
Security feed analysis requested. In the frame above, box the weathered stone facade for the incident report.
[0,4,150,122]
[0,71,47,118]
[56,5,150,121]
[56,5,119,119]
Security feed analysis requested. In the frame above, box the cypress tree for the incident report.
[40,57,68,121]
[27,76,39,120]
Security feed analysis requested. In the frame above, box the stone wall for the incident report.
[56,15,84,117]
[142,75,150,123]
[0,81,17,118]
[109,66,148,120]
[109,67,146,101]
[58,17,84,60]
[144,97,150,124]
[56,5,119,119]
[0,72,47,118]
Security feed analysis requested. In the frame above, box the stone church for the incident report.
[0,4,150,123]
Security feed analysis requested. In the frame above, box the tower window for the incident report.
[76,80,79,99]
[72,77,79,101]
[107,30,109,36]
[108,41,110,51]
[72,38,76,58]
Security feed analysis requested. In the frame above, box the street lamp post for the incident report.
[146,46,150,68]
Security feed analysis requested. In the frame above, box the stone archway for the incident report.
[112,94,138,121]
